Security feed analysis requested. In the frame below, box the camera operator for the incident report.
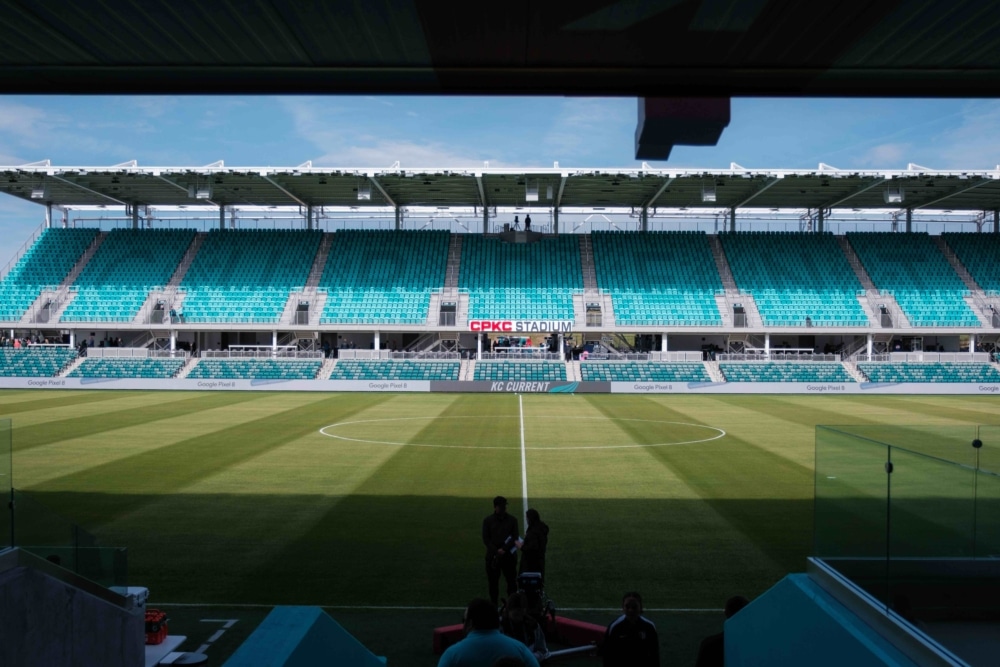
[483,496,518,605]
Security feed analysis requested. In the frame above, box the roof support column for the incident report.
[553,207,559,234]
[994,209,999,234]
[219,204,225,231]
[641,206,648,232]
[395,206,402,231]
[131,205,139,230]
[306,204,313,230]
[44,203,52,229]
[729,207,736,232]
[817,208,824,233]
[867,334,873,357]
[906,207,912,233]
[483,206,489,235]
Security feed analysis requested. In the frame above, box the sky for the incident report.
[1,95,999,268]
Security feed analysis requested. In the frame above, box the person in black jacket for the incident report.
[483,495,519,605]
[516,508,548,582]
[602,591,659,667]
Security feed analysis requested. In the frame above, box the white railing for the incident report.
[718,353,841,362]
[204,346,322,359]
[858,352,991,363]
[648,351,705,362]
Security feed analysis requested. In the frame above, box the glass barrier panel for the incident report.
[888,447,975,560]
[815,426,888,560]
[11,489,126,587]
[975,470,1000,559]
[834,424,980,469]
[0,419,9,550]
[976,425,1000,475]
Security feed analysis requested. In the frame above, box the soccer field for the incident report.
[4,390,999,661]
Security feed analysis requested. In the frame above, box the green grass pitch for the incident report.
[4,390,999,664]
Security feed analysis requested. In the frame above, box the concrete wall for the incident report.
[0,555,144,667]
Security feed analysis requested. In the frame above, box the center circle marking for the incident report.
[318,416,726,450]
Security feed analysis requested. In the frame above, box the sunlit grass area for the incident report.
[4,390,999,665]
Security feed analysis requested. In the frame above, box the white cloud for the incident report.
[316,139,492,168]
[935,102,1000,169]
[858,143,910,168]
[541,98,633,161]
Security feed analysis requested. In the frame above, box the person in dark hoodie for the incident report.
[516,508,549,582]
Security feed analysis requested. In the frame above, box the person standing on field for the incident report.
[483,495,519,606]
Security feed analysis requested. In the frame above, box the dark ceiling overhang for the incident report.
[0,1,998,98]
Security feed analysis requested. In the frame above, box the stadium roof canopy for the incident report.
[1,1,1000,97]
[3,164,1000,215]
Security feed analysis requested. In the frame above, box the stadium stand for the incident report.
[319,230,449,324]
[0,228,99,321]
[68,358,185,379]
[846,232,979,326]
[719,362,855,383]
[591,231,723,326]
[187,358,322,380]
[718,232,868,327]
[460,235,581,320]
[580,361,711,382]
[473,361,567,381]
[0,347,78,377]
[857,362,1000,383]
[940,232,1000,293]
[60,229,196,323]
[329,360,460,381]
[179,229,322,324]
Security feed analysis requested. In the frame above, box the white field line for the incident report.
[519,393,529,523]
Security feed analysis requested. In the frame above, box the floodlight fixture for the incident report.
[188,184,213,199]
[525,180,539,202]
[884,184,904,204]
[357,182,371,200]
[701,184,717,202]
[30,185,46,199]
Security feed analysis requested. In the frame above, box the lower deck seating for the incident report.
[719,362,854,383]
[581,362,710,382]
[187,358,322,380]
[474,361,566,382]
[329,360,460,381]
[0,347,78,377]
[858,362,1000,383]
[69,358,184,379]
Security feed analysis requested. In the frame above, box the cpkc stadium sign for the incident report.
[469,320,574,333]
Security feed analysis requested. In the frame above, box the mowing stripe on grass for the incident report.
[11,391,263,453]
[0,389,127,416]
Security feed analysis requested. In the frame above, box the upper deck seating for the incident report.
[329,360,460,381]
[580,361,710,382]
[858,362,1000,383]
[460,235,580,320]
[0,228,99,321]
[319,230,449,324]
[592,231,722,326]
[719,232,867,327]
[473,361,567,381]
[68,358,185,379]
[940,232,1000,293]
[0,347,78,377]
[846,233,979,327]
[187,358,322,380]
[60,229,195,323]
[180,230,322,323]
[719,362,854,382]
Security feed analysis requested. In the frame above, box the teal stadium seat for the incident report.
[592,232,722,327]
[60,229,196,323]
[473,361,566,382]
[181,230,322,324]
[460,235,581,321]
[328,360,460,381]
[186,358,322,380]
[858,362,1000,383]
[847,233,979,327]
[68,358,185,379]
[0,228,99,321]
[580,361,710,382]
[0,347,79,377]
[719,232,868,327]
[319,230,449,325]
[719,362,855,383]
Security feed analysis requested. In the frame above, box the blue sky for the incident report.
[1,95,999,267]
